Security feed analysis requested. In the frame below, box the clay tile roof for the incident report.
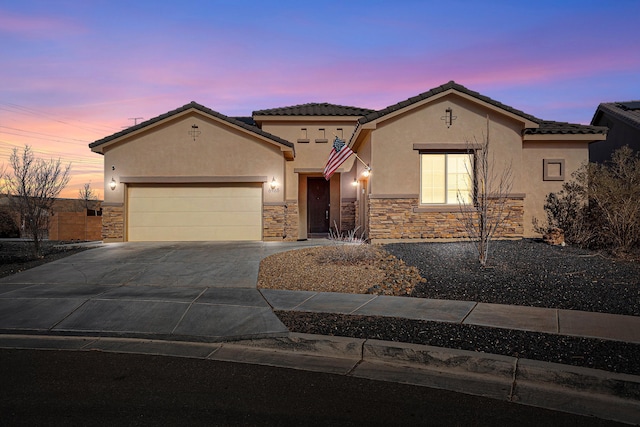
[358,81,606,136]
[358,81,541,125]
[523,121,607,135]
[89,102,293,150]
[253,102,375,117]
[591,101,640,129]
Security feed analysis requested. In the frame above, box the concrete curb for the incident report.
[227,333,640,425]
[1,333,638,424]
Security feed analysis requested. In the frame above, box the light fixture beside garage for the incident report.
[269,177,279,193]
[109,165,117,190]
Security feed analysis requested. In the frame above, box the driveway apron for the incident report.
[0,241,327,342]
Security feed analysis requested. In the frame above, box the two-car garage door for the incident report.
[127,185,262,241]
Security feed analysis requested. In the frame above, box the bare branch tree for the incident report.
[78,182,97,211]
[457,116,514,267]
[3,145,71,258]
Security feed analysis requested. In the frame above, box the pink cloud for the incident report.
[0,9,84,38]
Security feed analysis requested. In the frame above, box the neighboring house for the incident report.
[89,81,607,243]
[590,101,640,163]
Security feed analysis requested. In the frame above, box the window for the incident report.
[420,153,473,204]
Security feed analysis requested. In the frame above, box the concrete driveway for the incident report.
[0,241,328,342]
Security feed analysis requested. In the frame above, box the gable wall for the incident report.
[103,112,285,205]
[369,95,525,196]
[261,120,358,201]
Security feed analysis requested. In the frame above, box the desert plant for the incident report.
[535,146,640,254]
[2,145,71,258]
[328,221,366,244]
[0,208,19,238]
[78,182,97,211]
[319,222,376,264]
[457,116,514,267]
[532,180,593,246]
[587,146,640,253]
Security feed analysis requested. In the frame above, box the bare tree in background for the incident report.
[78,182,97,211]
[3,146,71,258]
[457,116,514,267]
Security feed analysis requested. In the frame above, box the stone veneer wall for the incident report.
[340,199,356,233]
[368,197,524,240]
[263,201,299,241]
[101,204,124,241]
[284,201,299,241]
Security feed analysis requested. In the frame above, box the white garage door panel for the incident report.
[129,197,260,214]
[129,212,260,227]
[128,186,262,241]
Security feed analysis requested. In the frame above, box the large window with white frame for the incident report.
[420,152,474,205]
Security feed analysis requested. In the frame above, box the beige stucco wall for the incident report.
[353,93,593,240]
[369,95,525,196]
[260,118,358,201]
[521,140,589,237]
[101,112,286,205]
[260,117,360,238]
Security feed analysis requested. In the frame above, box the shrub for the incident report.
[0,208,19,238]
[587,146,640,253]
[536,146,640,254]
[533,181,593,246]
[318,222,378,265]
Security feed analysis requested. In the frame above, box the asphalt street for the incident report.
[0,349,625,426]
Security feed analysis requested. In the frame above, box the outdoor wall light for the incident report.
[189,124,201,141]
[109,177,117,191]
[352,178,358,186]
[442,107,457,128]
[361,166,371,178]
[270,177,278,190]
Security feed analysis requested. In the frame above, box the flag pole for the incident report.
[353,153,370,170]
[333,133,370,171]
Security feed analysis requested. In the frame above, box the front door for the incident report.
[308,177,330,234]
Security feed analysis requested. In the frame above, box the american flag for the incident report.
[323,136,353,181]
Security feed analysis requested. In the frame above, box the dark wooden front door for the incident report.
[308,177,330,234]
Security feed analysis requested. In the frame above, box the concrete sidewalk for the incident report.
[261,289,640,344]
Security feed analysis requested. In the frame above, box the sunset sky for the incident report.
[1,0,639,199]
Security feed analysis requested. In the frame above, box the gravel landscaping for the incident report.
[0,241,90,278]
[387,239,640,317]
[260,239,640,376]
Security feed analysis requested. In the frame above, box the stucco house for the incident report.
[590,101,640,163]
[89,81,607,242]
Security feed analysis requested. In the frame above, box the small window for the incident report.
[336,128,343,139]
[421,153,473,204]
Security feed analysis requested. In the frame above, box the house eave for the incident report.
[522,133,607,142]
[90,103,296,159]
